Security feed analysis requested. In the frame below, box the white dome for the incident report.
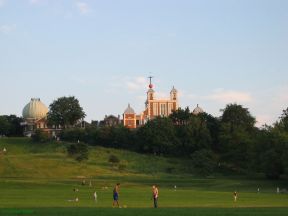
[124,104,135,114]
[22,98,48,119]
[193,104,204,115]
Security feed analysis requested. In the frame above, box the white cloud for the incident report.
[0,24,15,34]
[76,1,89,14]
[207,89,252,103]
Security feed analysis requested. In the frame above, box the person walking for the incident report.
[112,183,120,208]
[152,185,159,208]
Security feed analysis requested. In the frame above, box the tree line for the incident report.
[0,96,287,179]
[59,102,288,179]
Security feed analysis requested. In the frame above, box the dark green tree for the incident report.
[6,115,24,136]
[198,113,220,151]
[137,117,180,155]
[219,104,256,169]
[221,103,256,133]
[276,107,288,132]
[32,129,50,143]
[0,116,10,136]
[175,114,212,155]
[47,96,86,128]
[0,115,23,136]
[170,107,191,125]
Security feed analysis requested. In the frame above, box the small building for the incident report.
[123,104,136,129]
[21,98,61,137]
[99,115,121,127]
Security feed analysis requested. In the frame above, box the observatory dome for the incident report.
[22,98,48,119]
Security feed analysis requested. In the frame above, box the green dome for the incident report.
[22,98,48,119]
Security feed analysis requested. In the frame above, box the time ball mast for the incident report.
[148,76,154,89]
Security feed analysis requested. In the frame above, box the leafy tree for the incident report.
[0,116,10,136]
[137,117,180,155]
[175,114,212,155]
[61,128,86,143]
[219,104,256,169]
[199,113,220,151]
[275,107,288,132]
[0,115,23,136]
[170,107,191,125]
[6,115,24,136]
[221,104,256,133]
[261,148,283,179]
[47,96,86,128]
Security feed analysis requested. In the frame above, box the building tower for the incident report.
[123,104,136,129]
[170,86,178,110]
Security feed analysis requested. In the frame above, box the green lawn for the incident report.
[0,138,287,215]
[1,208,288,216]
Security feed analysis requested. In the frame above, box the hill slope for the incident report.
[0,137,192,179]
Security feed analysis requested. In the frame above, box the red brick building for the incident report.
[123,81,178,129]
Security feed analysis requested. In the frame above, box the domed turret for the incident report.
[124,104,135,114]
[170,86,177,100]
[22,98,48,119]
[192,104,204,115]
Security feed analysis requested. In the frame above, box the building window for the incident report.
[160,104,166,116]
[168,103,172,115]
[153,103,158,116]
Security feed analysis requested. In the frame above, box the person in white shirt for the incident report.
[93,191,97,202]
[152,185,159,208]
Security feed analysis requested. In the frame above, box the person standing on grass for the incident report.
[93,191,97,203]
[233,191,238,202]
[112,183,120,208]
[152,185,159,208]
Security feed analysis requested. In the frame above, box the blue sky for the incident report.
[0,0,287,126]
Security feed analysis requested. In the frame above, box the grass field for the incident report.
[1,208,288,216]
[0,138,287,215]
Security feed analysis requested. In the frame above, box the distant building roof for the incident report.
[192,104,204,115]
[124,104,135,114]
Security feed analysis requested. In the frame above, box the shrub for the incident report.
[32,129,50,143]
[67,143,89,162]
[109,154,120,163]
[118,160,128,171]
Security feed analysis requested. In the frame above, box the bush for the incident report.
[109,154,120,163]
[118,160,128,171]
[32,129,50,143]
[67,143,89,162]
[61,128,86,143]
[118,163,127,171]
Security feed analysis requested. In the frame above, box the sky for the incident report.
[0,0,287,127]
